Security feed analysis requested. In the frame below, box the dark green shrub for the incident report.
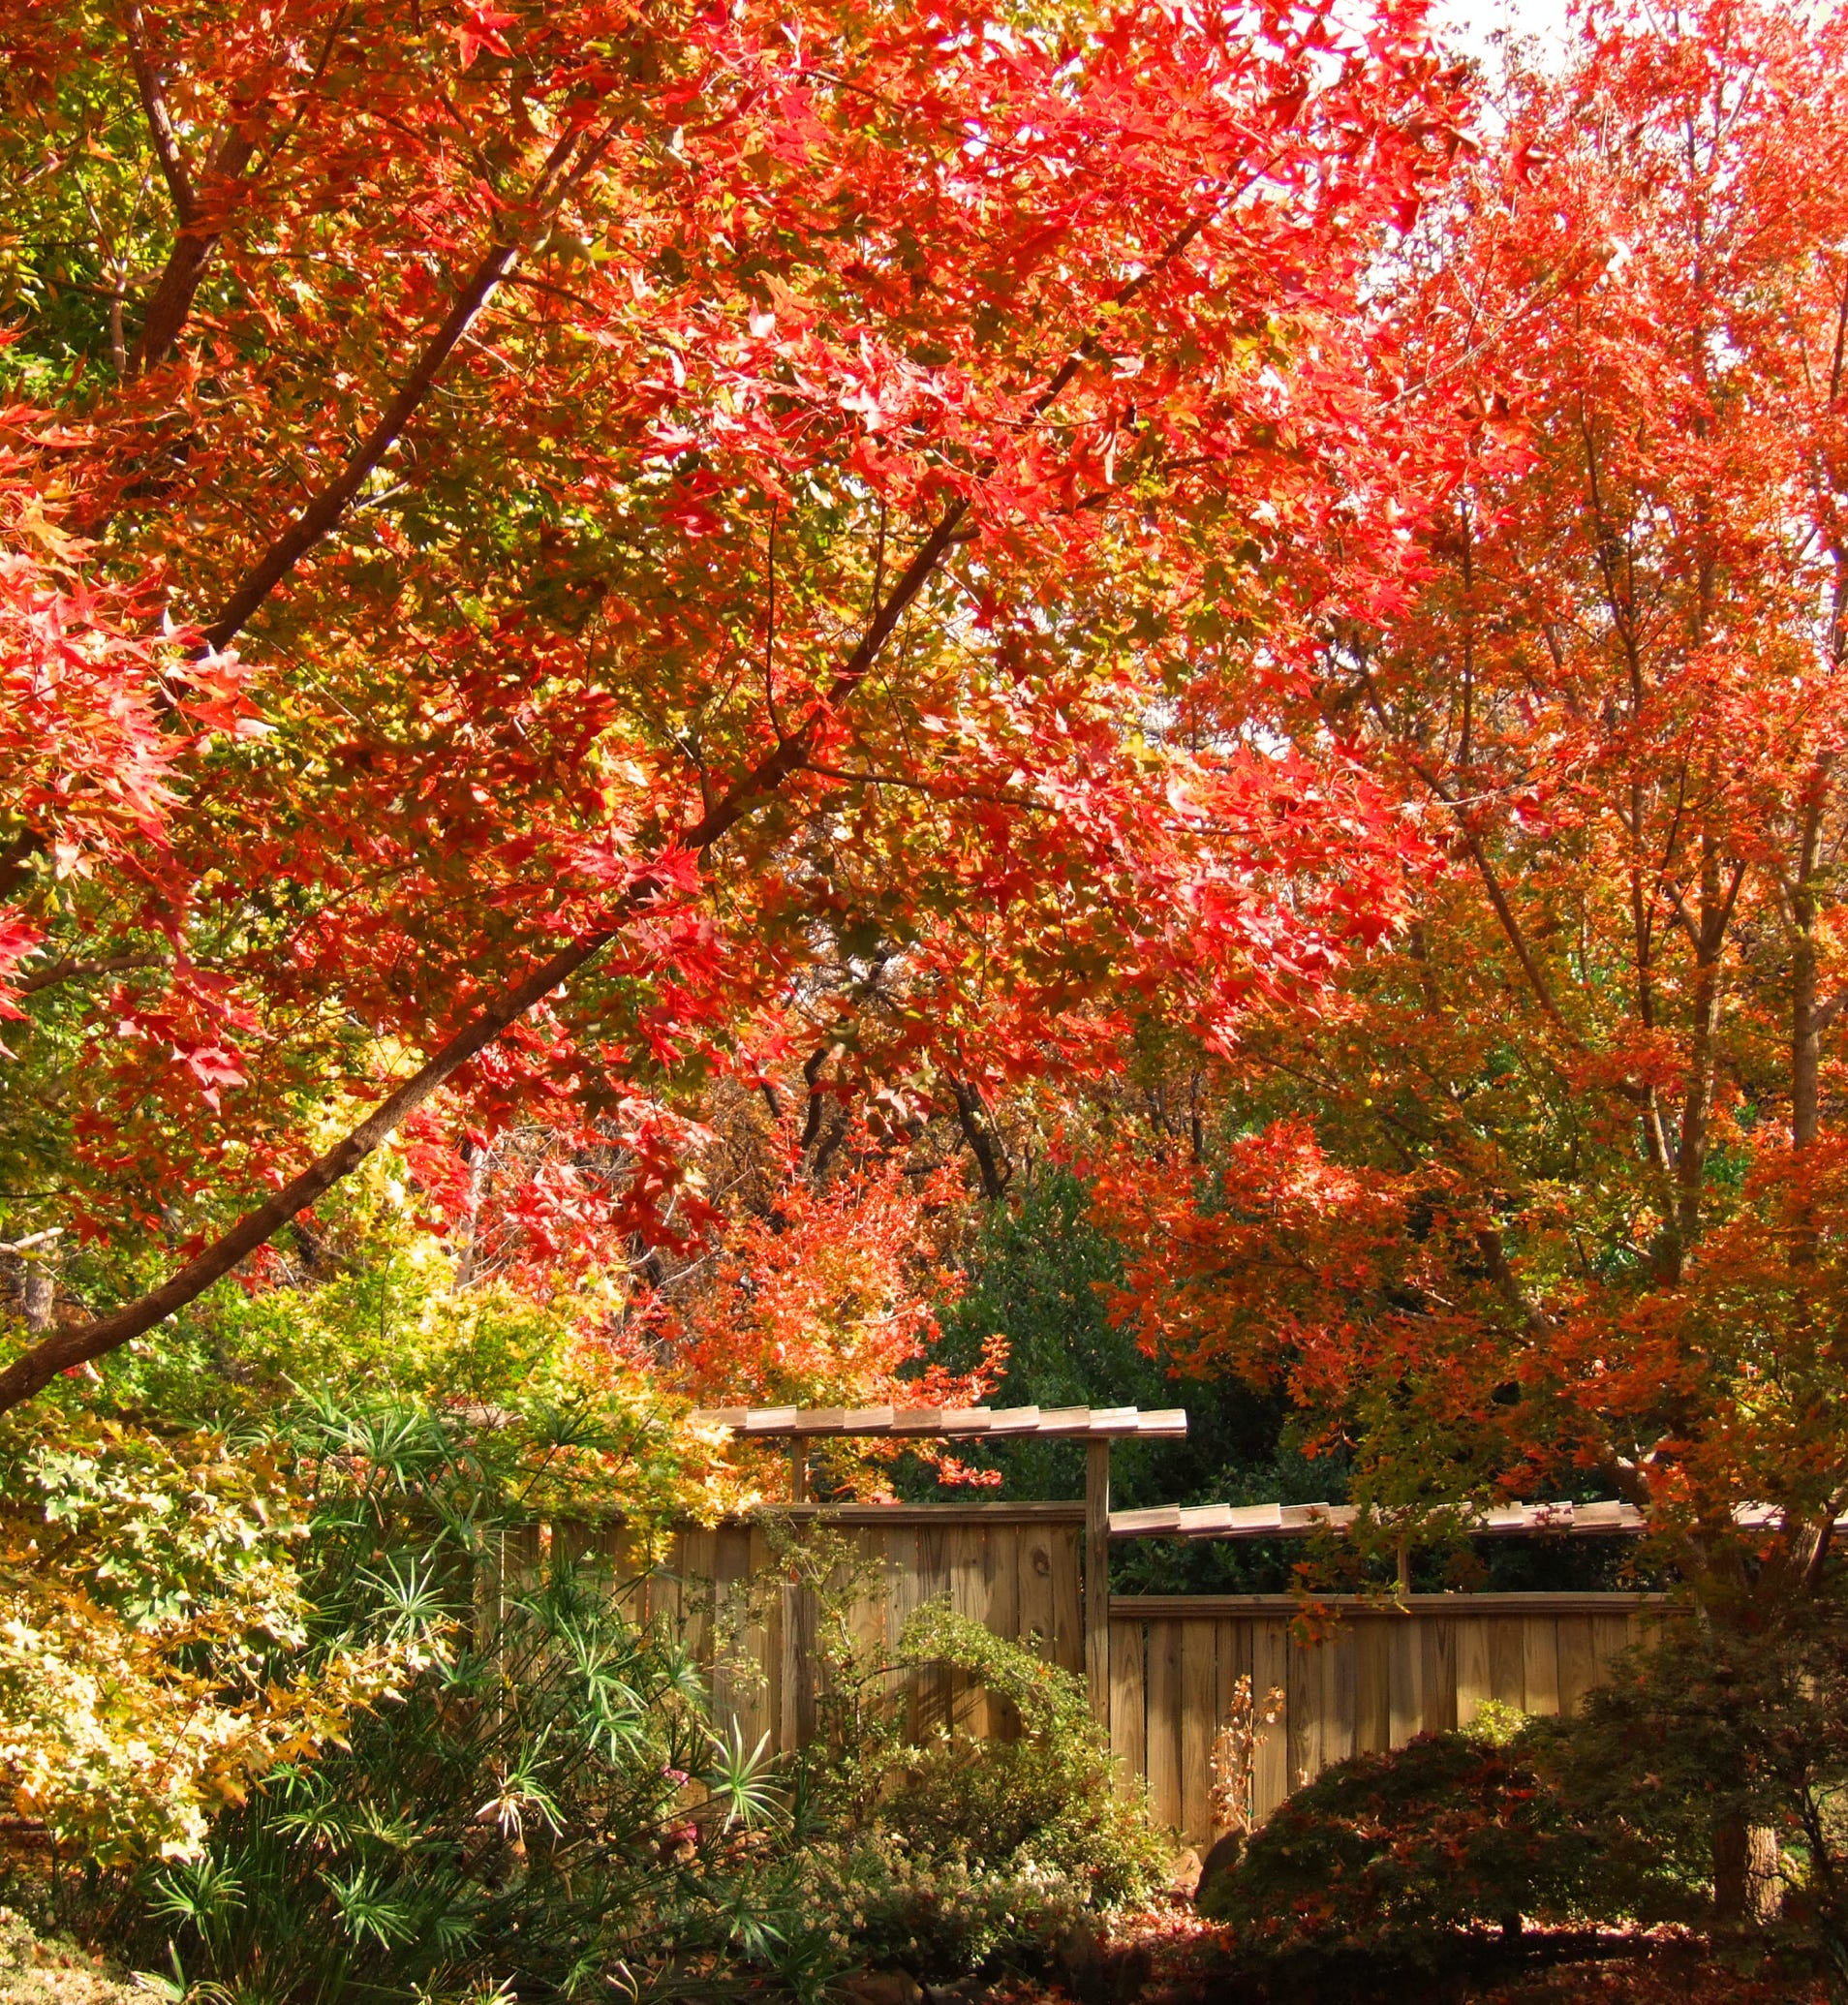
[1533,1611,1848,1954]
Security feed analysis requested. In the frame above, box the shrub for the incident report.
[0,1413,416,1866]
[109,1395,788,2005]
[757,1550,1166,1979]
[878,1602,1168,1911]
[755,1833,1092,1982]
[1533,1610,1848,1952]
[1198,1721,1589,1950]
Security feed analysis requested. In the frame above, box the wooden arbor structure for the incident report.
[693,1402,1186,1720]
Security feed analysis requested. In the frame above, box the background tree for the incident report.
[1100,0,1848,1624]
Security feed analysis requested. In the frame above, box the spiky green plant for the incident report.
[94,1395,785,2005]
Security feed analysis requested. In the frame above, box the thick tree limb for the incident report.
[15,953,167,998]
[945,1074,1011,1201]
[0,499,970,1414]
[0,188,1218,1410]
[122,1,197,217]
[128,119,261,376]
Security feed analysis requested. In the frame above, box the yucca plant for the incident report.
[118,1395,785,2005]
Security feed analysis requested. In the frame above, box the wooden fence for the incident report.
[1109,1591,1654,1838]
[546,1503,1654,1845]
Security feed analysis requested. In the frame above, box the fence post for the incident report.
[1086,1438,1111,1727]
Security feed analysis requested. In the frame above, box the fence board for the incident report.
[1180,1619,1217,1842]
[1286,1628,1319,1794]
[1018,1522,1058,1660]
[1456,1617,1493,1726]
[1490,1618,1526,1711]
[947,1524,986,1735]
[1146,1620,1185,1831]
[1358,1619,1392,1753]
[1049,1524,1084,1674]
[1252,1619,1291,1821]
[985,1526,1024,1742]
[1109,1616,1147,1791]
[1388,1609,1423,1746]
[1325,1625,1357,1768]
[1524,1617,1561,1717]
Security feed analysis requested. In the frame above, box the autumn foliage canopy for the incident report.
[0,0,1461,1414]
[7,0,1848,1632]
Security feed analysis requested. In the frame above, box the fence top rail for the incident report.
[1108,1498,1848,1541]
[1111,1591,1672,1618]
[694,1403,1187,1439]
[1110,1498,1650,1540]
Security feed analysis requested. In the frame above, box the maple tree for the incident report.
[1101,0,1848,1624]
[0,0,1463,1410]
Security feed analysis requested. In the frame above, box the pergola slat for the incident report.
[1108,1497,1660,1539]
[691,1403,1189,1440]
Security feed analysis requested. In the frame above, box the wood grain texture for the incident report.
[1524,1617,1561,1717]
[1109,1618,1147,1790]
[1252,1619,1290,1822]
[1146,1619,1185,1831]
[1357,1619,1392,1753]
[1489,1618,1526,1710]
[1180,1618,1217,1842]
[1456,1619,1493,1727]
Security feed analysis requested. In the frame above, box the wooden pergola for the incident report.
[692,1402,1186,1717]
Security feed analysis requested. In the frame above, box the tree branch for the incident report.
[128,116,261,375]
[0,188,1215,1413]
[14,953,167,998]
[122,0,197,220]
[0,493,972,1414]
[199,118,602,649]
[945,1073,1010,1201]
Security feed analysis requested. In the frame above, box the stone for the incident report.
[1191,1829,1245,1912]
[841,1970,923,2005]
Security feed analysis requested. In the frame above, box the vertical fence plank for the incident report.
[1489,1618,1526,1710]
[1357,1618,1392,1753]
[1051,1525,1085,1675]
[1388,1612,1424,1747]
[1324,1623,1357,1769]
[1109,1618,1147,1793]
[1556,1617,1598,1716]
[1286,1626,1320,1793]
[1146,1621,1185,1832]
[1253,1619,1291,1819]
[1523,1618,1561,1718]
[914,1522,952,1737]
[1455,1619,1493,1727]
[708,1525,753,1736]
[948,1524,987,1734]
[1590,1614,1633,1679]
[1180,1619,1217,1842]
[883,1523,922,1737]
[677,1527,717,1664]
[985,1526,1024,1742]
[1018,1524,1057,1664]
[1422,1617,1458,1733]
